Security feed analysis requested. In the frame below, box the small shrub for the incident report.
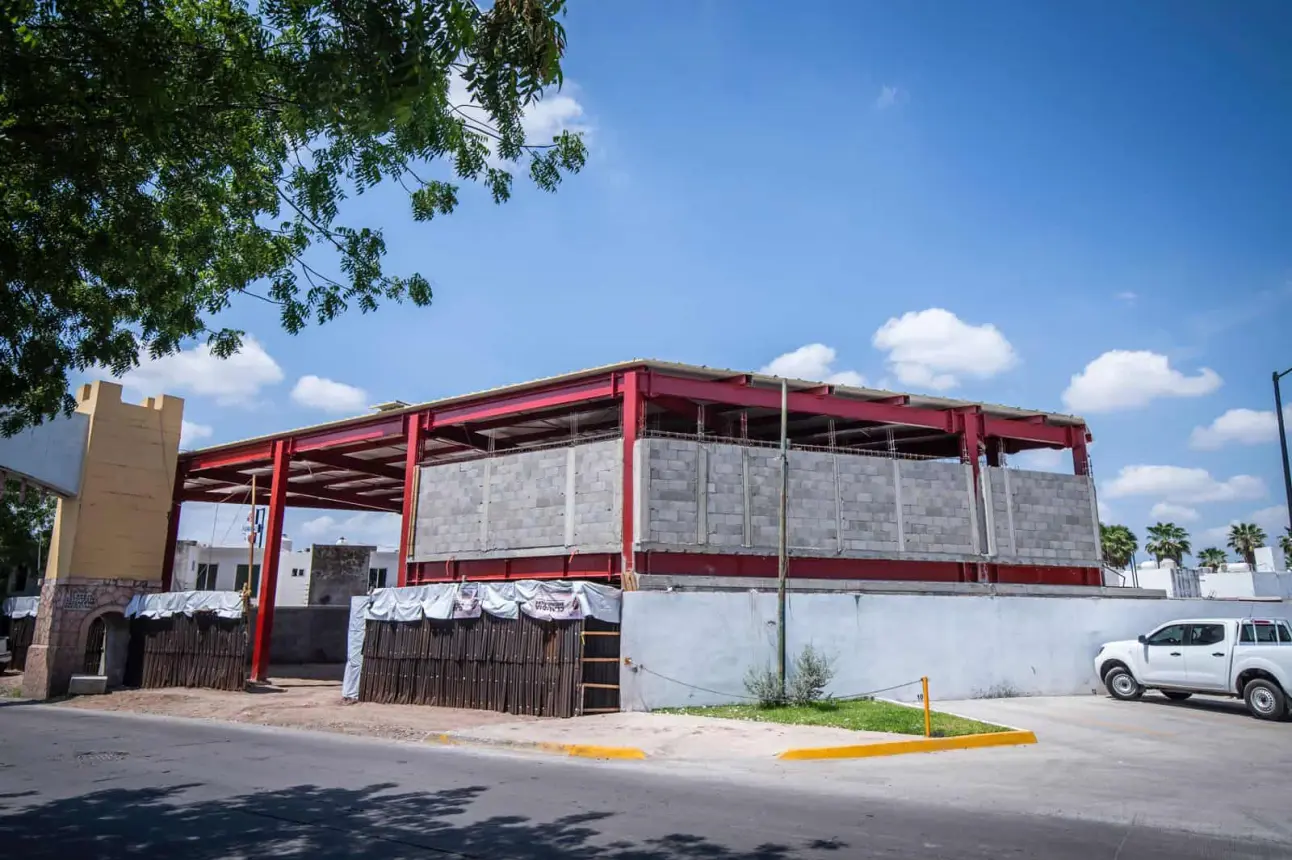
[743,666,784,707]
[788,644,836,705]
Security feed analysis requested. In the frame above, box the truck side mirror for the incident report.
[1137,635,1146,644]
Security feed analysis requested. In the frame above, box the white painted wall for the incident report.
[619,590,1291,710]
[169,540,397,606]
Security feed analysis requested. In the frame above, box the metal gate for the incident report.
[83,617,106,675]
[8,616,34,672]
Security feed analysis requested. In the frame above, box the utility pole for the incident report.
[777,379,789,700]
[1275,368,1292,537]
[246,473,257,604]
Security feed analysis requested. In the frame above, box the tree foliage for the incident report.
[1145,522,1190,567]
[1099,523,1137,570]
[1227,522,1266,568]
[0,479,56,590]
[1,0,586,434]
[1280,527,1292,569]
[1197,547,1227,572]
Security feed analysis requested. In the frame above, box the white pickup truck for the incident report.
[1095,617,1292,721]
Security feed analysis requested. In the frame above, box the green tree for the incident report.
[1280,527,1292,569]
[1197,547,1227,572]
[1,0,586,434]
[1145,522,1191,567]
[1099,523,1137,569]
[1227,523,1267,569]
[0,479,56,594]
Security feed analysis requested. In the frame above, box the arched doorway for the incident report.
[83,617,106,674]
[81,611,131,685]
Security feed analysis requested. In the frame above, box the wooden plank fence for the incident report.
[128,614,247,692]
[7,616,34,672]
[359,613,620,718]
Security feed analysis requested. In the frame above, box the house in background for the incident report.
[170,538,397,606]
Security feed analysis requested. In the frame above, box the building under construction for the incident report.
[172,360,1102,674]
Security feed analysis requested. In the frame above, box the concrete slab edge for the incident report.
[776,730,1038,761]
[431,733,647,760]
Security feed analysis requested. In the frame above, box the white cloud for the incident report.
[290,375,368,414]
[1010,448,1066,472]
[1190,407,1291,450]
[298,512,400,550]
[1061,350,1221,413]
[180,420,213,448]
[874,85,906,110]
[1149,502,1199,523]
[1103,465,1265,503]
[871,309,1017,391]
[448,74,588,167]
[1114,291,1138,303]
[118,336,283,406]
[760,344,866,387]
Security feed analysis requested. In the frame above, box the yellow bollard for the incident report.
[922,676,931,738]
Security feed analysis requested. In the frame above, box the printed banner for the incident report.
[452,593,482,619]
[520,592,585,622]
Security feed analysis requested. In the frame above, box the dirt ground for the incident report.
[42,665,537,742]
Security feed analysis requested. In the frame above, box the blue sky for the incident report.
[116,1,1292,559]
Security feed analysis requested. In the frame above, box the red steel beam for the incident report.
[284,480,401,512]
[298,450,405,482]
[397,414,423,587]
[183,443,273,472]
[182,490,380,513]
[251,439,290,682]
[431,375,618,426]
[426,425,493,452]
[159,463,187,591]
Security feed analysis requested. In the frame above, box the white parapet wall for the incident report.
[618,590,1290,710]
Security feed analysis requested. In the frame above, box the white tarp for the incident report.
[364,580,620,624]
[341,595,370,700]
[1,596,40,619]
[124,590,245,620]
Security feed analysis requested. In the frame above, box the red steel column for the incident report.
[396,412,425,587]
[159,464,186,591]
[621,371,642,580]
[251,438,291,682]
[1071,429,1091,476]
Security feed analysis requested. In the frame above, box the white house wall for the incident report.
[619,590,1290,710]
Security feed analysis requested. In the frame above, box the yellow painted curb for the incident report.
[430,734,646,760]
[776,729,1037,761]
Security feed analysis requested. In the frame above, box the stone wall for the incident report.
[411,439,622,561]
[306,545,375,606]
[22,577,158,698]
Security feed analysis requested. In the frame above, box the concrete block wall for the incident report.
[411,439,622,560]
[637,438,978,562]
[985,467,1099,566]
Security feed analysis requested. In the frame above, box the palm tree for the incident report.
[1227,523,1267,568]
[1145,522,1191,567]
[1099,523,1137,569]
[1280,527,1292,569]
[1197,547,1227,572]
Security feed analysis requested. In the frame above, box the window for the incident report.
[195,563,218,591]
[234,564,261,595]
[291,567,306,577]
[1280,622,1292,645]
[368,568,387,589]
[1240,623,1281,644]
[1186,624,1226,647]
[1146,625,1185,647]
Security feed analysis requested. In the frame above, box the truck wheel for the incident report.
[1105,666,1143,701]
[1243,679,1289,721]
[1162,691,1192,701]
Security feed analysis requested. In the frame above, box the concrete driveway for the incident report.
[769,692,1292,844]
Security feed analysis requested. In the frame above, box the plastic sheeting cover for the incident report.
[364,580,621,624]
[341,595,370,700]
[1,596,40,619]
[125,591,245,620]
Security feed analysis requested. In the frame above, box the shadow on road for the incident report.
[0,780,848,859]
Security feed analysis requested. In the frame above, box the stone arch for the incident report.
[74,602,133,687]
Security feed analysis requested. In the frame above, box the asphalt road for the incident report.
[0,703,1286,859]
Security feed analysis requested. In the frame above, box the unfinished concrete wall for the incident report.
[307,545,374,606]
[249,605,350,663]
[636,438,978,562]
[984,467,1099,567]
[411,439,621,561]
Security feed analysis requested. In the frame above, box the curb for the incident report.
[776,729,1038,761]
[431,733,647,760]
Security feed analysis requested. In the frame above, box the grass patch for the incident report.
[662,698,1008,737]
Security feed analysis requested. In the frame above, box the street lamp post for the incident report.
[1275,368,1292,536]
